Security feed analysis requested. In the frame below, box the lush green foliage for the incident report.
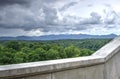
[0,39,111,65]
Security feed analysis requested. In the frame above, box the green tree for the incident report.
[5,41,21,51]
[46,49,60,60]
[0,39,110,65]
[28,48,46,62]
[57,46,67,58]
[34,48,46,61]
[14,52,28,63]
[0,51,15,65]
[41,44,51,51]
[80,49,94,56]
[28,52,40,62]
[0,45,3,51]
[21,47,31,54]
[65,45,81,58]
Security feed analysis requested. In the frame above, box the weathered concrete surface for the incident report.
[104,50,120,79]
[93,36,120,79]
[0,36,120,79]
[52,64,104,79]
[0,56,104,79]
[21,74,51,79]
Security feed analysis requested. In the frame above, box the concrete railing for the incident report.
[0,36,120,79]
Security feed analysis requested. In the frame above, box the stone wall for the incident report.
[0,36,120,79]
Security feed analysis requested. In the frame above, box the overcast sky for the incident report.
[0,0,120,36]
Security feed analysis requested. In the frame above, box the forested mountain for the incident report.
[0,39,111,65]
[0,34,117,40]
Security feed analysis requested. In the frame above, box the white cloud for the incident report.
[0,0,120,36]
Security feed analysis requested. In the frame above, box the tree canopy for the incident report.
[0,39,111,65]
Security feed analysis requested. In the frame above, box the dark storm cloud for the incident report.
[0,0,95,32]
[103,4,120,25]
[90,12,101,24]
[0,0,30,7]
[0,0,79,32]
[104,17,115,24]
[75,12,102,26]
[0,0,60,32]
[0,0,120,36]
[60,1,78,11]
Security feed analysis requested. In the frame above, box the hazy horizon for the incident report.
[0,33,118,38]
[0,0,120,36]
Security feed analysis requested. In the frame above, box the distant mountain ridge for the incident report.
[0,34,118,40]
